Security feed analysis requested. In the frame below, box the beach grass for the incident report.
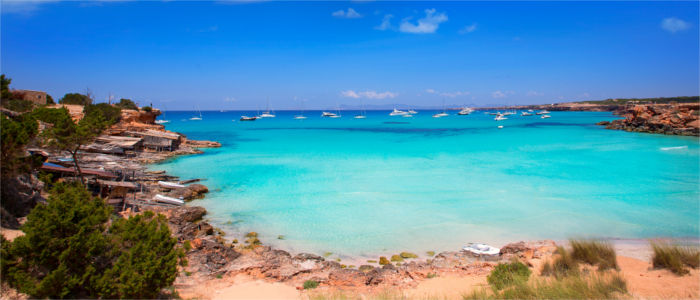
[487,261,531,290]
[465,269,627,299]
[570,239,618,270]
[540,246,579,278]
[651,241,700,275]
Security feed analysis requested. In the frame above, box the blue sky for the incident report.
[1,1,698,110]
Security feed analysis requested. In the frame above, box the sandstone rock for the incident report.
[328,269,366,286]
[169,206,207,225]
[358,265,375,273]
[294,253,324,262]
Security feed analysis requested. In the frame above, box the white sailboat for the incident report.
[408,109,418,114]
[321,111,338,117]
[294,98,307,119]
[432,100,449,118]
[259,99,276,118]
[354,101,367,119]
[155,108,170,124]
[189,107,203,120]
[521,111,533,116]
[494,114,507,121]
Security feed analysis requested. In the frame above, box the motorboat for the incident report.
[432,112,449,118]
[521,112,533,116]
[389,108,409,116]
[463,243,500,256]
[153,194,184,206]
[293,115,307,120]
[240,116,258,121]
[541,114,551,119]
[494,115,507,121]
[155,120,170,124]
[321,111,338,117]
[259,112,275,118]
[457,107,474,115]
[408,109,418,114]
[354,115,366,119]
[158,181,186,189]
[402,114,414,117]
[498,125,504,129]
[536,110,550,115]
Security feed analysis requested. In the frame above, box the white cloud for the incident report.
[526,91,544,97]
[425,89,469,98]
[399,8,447,34]
[661,17,690,33]
[375,14,393,30]
[340,90,361,98]
[458,23,477,34]
[491,90,514,98]
[341,90,397,99]
[332,8,362,19]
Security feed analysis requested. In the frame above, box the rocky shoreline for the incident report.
[596,103,699,136]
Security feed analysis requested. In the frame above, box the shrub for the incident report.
[303,280,319,289]
[59,93,92,106]
[141,106,152,112]
[0,183,182,298]
[541,247,579,278]
[487,261,532,290]
[84,103,121,126]
[651,241,700,275]
[115,98,138,110]
[570,239,618,270]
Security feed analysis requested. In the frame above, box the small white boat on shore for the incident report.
[463,243,500,256]
[158,181,186,189]
[153,194,184,206]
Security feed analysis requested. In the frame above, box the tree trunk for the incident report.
[70,146,85,186]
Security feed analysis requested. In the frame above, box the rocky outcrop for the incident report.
[166,184,209,201]
[184,139,221,148]
[1,174,45,228]
[602,104,699,136]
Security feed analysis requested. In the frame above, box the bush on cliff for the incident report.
[116,98,138,110]
[0,183,183,298]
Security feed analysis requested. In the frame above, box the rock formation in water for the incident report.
[600,104,699,136]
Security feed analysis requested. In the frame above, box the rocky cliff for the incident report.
[598,104,699,136]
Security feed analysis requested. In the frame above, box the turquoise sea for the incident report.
[155,110,699,258]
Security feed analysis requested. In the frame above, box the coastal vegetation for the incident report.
[651,241,700,275]
[487,261,531,290]
[59,92,93,106]
[115,98,139,110]
[570,239,618,271]
[1,75,35,112]
[579,96,699,105]
[0,183,184,298]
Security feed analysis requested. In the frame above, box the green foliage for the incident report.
[399,252,418,259]
[570,239,618,270]
[0,114,38,179]
[651,241,700,275]
[426,251,435,257]
[303,280,319,289]
[141,106,153,112]
[0,183,182,298]
[84,103,121,126]
[1,183,112,298]
[487,261,532,290]
[59,93,92,106]
[426,272,438,278]
[115,98,138,110]
[46,94,55,105]
[3,99,34,112]
[579,96,699,105]
[465,272,627,300]
[95,211,181,299]
[390,254,403,262]
[378,256,390,265]
[1,74,12,100]
[541,246,579,278]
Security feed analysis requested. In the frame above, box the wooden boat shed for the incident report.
[127,130,181,151]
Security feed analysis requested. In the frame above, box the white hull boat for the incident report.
[463,243,500,256]
[259,112,275,118]
[354,115,366,119]
[494,115,507,121]
[153,194,184,206]
[293,115,307,120]
[389,108,409,116]
[240,116,258,121]
[457,107,474,115]
[321,112,338,117]
[158,181,186,189]
[432,112,449,118]
[155,120,170,124]
[408,109,418,114]
[541,114,551,119]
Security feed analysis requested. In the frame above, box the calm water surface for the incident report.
[154,110,699,258]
